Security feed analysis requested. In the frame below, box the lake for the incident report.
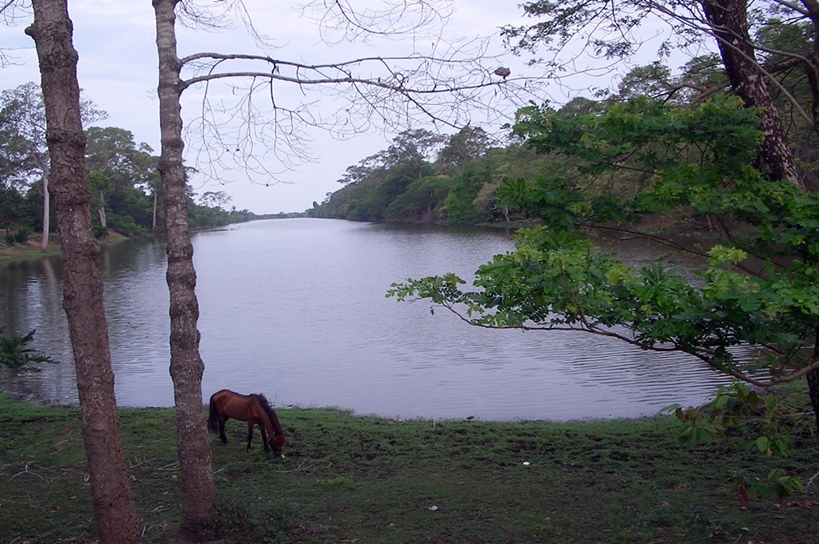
[0,218,729,420]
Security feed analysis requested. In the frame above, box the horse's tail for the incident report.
[207,396,219,434]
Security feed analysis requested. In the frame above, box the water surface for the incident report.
[0,218,729,420]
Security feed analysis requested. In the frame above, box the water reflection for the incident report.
[0,219,730,420]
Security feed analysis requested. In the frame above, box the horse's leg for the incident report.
[246,421,254,451]
[219,417,229,444]
[260,427,270,452]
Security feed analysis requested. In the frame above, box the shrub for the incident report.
[13,227,31,244]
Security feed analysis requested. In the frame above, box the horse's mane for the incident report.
[251,393,284,436]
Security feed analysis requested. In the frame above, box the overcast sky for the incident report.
[0,1,672,214]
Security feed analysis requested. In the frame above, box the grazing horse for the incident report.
[208,389,286,456]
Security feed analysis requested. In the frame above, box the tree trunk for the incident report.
[40,170,50,252]
[153,0,216,540]
[98,189,107,228]
[25,2,143,543]
[701,0,803,187]
[152,188,158,234]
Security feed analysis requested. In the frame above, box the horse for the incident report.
[207,389,286,456]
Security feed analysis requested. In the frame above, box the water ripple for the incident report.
[1,219,732,420]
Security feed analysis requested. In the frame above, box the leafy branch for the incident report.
[0,327,58,373]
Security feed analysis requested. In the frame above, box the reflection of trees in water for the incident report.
[0,256,76,403]
[1,363,78,404]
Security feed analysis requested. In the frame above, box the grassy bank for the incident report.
[0,394,816,544]
[0,231,132,264]
[0,235,61,263]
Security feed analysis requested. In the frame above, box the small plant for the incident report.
[0,327,59,373]
[733,469,805,507]
[668,382,811,504]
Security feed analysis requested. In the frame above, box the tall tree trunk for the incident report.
[153,0,216,540]
[25,2,142,543]
[701,0,802,187]
[152,188,158,235]
[40,170,50,252]
[98,189,107,228]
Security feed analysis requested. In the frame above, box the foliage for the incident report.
[390,96,819,387]
[311,127,499,223]
[0,328,58,373]
[0,84,257,240]
[667,382,812,503]
[3,226,31,246]
[387,93,819,498]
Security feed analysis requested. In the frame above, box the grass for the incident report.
[0,230,130,263]
[0,237,60,262]
[0,393,817,543]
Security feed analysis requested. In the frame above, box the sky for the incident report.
[0,1,676,214]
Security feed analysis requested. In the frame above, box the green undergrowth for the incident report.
[0,393,816,543]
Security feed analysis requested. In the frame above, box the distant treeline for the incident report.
[1,83,255,245]
[310,56,819,228]
[308,126,553,225]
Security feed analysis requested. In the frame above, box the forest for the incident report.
[0,82,256,247]
[311,53,817,227]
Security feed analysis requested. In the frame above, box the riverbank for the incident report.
[0,230,130,263]
[0,394,816,543]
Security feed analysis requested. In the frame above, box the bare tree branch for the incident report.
[173,1,549,188]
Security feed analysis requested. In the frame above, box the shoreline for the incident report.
[0,230,130,264]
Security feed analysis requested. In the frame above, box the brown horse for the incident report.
[208,389,286,456]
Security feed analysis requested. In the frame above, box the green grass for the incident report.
[0,230,128,263]
[0,394,816,543]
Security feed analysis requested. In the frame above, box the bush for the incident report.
[4,227,32,246]
[13,227,31,244]
[108,213,147,237]
[93,224,109,238]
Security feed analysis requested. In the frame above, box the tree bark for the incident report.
[152,188,158,235]
[98,189,107,228]
[701,0,802,186]
[153,0,216,540]
[40,169,50,251]
[24,1,142,543]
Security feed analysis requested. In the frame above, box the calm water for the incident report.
[0,218,729,420]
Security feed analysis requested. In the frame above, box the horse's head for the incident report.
[268,432,286,457]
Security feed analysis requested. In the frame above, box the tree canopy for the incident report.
[0,82,257,240]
